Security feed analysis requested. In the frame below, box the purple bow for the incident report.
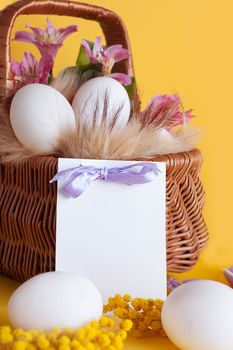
[50,162,160,198]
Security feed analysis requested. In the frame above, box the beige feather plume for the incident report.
[0,94,200,164]
[55,117,200,160]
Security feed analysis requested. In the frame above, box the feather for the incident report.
[55,109,200,160]
[0,94,200,164]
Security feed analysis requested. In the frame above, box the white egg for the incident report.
[10,84,76,153]
[8,272,103,330]
[72,76,130,130]
[162,280,233,350]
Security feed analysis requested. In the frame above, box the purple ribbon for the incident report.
[50,162,160,198]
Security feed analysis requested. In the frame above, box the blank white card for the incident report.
[55,159,167,302]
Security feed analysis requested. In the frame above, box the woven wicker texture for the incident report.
[0,0,208,281]
[0,150,208,281]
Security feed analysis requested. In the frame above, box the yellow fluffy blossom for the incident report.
[0,314,132,350]
[0,294,167,349]
[104,294,166,338]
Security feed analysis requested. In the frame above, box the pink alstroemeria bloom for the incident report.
[140,94,193,130]
[81,36,131,85]
[11,52,53,89]
[14,19,77,58]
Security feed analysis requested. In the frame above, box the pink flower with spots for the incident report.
[140,94,193,129]
[11,52,53,89]
[14,19,78,58]
[81,36,131,85]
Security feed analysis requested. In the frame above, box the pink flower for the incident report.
[108,72,131,86]
[81,37,131,85]
[11,52,53,89]
[140,94,193,129]
[14,19,78,58]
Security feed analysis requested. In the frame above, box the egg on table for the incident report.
[8,271,103,330]
[162,280,233,350]
[10,83,76,153]
[72,76,131,130]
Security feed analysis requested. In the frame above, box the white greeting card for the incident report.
[55,158,167,302]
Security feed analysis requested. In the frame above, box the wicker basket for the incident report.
[0,0,208,282]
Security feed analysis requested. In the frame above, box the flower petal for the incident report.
[57,25,78,43]
[22,52,38,72]
[147,94,179,109]
[172,110,194,128]
[81,39,98,64]
[93,36,103,58]
[140,94,192,128]
[11,51,53,89]
[26,25,45,39]
[11,61,21,76]
[46,18,56,35]
[104,44,122,56]
[109,73,131,86]
[81,40,93,58]
[14,30,35,44]
[105,45,130,62]
[17,20,77,58]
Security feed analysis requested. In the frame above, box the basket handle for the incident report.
[0,0,134,97]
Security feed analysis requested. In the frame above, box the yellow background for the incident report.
[0,0,233,349]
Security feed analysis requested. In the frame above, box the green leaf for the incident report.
[125,76,136,99]
[76,40,94,67]
[78,64,103,85]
